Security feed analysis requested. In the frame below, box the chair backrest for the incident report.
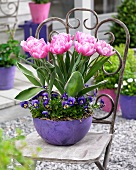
[0,0,20,38]
[35,8,130,135]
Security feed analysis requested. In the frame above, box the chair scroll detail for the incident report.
[0,0,20,38]
[20,8,130,170]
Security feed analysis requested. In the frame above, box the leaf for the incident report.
[78,80,108,96]
[36,66,50,84]
[48,70,56,94]
[17,62,34,76]
[84,57,109,83]
[15,87,44,101]
[57,54,67,81]
[55,64,65,86]
[37,70,45,86]
[54,79,64,94]
[72,53,82,73]
[67,51,76,78]
[65,71,84,97]
[65,51,70,74]
[17,62,41,86]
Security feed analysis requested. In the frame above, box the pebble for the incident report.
[0,111,136,170]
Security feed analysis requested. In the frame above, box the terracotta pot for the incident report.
[0,66,16,90]
[119,94,136,119]
[29,2,51,24]
[98,89,120,112]
[33,116,92,146]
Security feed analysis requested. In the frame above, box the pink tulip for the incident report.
[74,31,97,56]
[49,33,73,54]
[20,36,50,59]
[76,31,97,44]
[95,40,115,56]
[74,41,96,56]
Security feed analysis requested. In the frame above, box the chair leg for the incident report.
[33,160,37,170]
[103,139,112,169]
[95,161,106,170]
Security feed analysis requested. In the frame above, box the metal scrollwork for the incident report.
[93,94,114,120]
[102,50,123,76]
[35,17,67,39]
[66,8,99,33]
[0,0,19,17]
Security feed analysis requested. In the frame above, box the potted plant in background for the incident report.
[119,47,136,119]
[109,0,136,49]
[15,31,115,146]
[95,44,135,112]
[0,37,22,90]
[29,0,51,24]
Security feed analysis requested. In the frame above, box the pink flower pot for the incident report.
[98,89,120,112]
[29,2,51,24]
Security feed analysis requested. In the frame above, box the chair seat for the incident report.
[16,131,112,164]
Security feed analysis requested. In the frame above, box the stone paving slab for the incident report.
[14,79,32,91]
[0,96,14,109]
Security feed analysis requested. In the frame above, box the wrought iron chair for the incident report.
[0,0,20,38]
[17,8,130,170]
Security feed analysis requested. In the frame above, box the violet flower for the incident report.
[20,101,29,109]
[67,97,75,106]
[42,92,48,100]
[84,105,89,113]
[42,111,49,117]
[61,93,68,100]
[62,101,69,109]
[88,96,93,102]
[77,96,86,105]
[31,100,39,108]
[99,99,105,108]
[43,100,49,108]
[51,92,59,98]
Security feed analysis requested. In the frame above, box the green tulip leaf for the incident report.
[78,80,108,96]
[84,57,109,83]
[65,71,84,97]
[17,62,35,77]
[15,87,44,101]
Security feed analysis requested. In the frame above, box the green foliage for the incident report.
[95,44,136,96]
[0,129,34,170]
[65,71,84,97]
[0,39,23,67]
[32,0,50,4]
[121,78,136,96]
[29,93,96,120]
[109,0,136,48]
[16,52,108,100]
[15,87,44,101]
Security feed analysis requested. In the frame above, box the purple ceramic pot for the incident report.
[119,94,136,119]
[0,66,16,90]
[33,116,92,146]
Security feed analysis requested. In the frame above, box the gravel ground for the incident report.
[0,112,136,170]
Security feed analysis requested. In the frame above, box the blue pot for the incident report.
[0,66,16,90]
[33,116,92,146]
[119,94,136,119]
